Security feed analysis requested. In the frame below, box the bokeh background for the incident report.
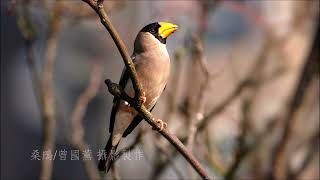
[1,0,319,179]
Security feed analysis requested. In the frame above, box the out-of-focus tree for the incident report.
[2,0,319,179]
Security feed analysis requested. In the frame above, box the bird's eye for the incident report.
[150,29,156,34]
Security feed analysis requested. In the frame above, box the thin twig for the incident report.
[156,1,220,176]
[224,97,251,180]
[151,31,280,178]
[82,0,142,99]
[105,80,210,179]
[16,2,62,179]
[40,1,62,179]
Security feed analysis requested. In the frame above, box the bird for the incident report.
[98,22,178,172]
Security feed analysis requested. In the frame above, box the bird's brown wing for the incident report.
[122,85,166,137]
[109,54,135,133]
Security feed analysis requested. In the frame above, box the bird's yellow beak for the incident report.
[158,22,178,38]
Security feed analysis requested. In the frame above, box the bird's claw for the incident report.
[139,91,146,104]
[152,118,167,131]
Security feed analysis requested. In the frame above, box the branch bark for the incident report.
[105,80,210,179]
[82,0,142,99]
[81,0,211,179]
[40,2,62,179]
[16,1,62,179]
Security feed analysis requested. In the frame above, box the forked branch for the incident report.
[81,0,211,179]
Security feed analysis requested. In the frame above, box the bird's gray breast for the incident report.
[125,44,170,108]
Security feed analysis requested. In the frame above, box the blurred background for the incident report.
[1,0,319,179]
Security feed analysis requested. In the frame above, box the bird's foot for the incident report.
[139,91,147,104]
[152,118,167,131]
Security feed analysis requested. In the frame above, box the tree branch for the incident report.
[82,0,142,99]
[105,80,210,179]
[16,1,62,179]
[40,1,62,179]
[81,0,211,179]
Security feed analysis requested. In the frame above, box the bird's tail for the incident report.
[98,135,119,173]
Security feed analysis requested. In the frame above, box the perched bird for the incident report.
[98,22,178,172]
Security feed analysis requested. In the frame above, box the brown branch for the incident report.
[224,96,252,180]
[105,80,210,179]
[150,31,282,179]
[16,2,63,179]
[81,0,211,179]
[155,2,221,176]
[271,22,320,180]
[82,0,142,100]
[39,1,62,179]
[70,61,102,180]
[62,1,125,19]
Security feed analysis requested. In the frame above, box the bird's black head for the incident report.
[140,22,178,44]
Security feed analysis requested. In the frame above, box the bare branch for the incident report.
[105,79,210,179]
[82,0,143,100]
[39,1,63,179]
[81,0,211,179]
[16,1,62,179]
